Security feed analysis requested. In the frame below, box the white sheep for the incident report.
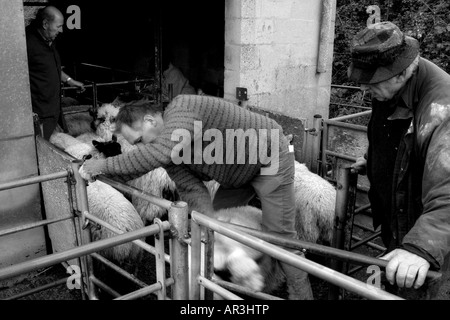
[49,132,144,264]
[293,161,335,244]
[206,161,335,244]
[94,103,121,142]
[212,206,265,292]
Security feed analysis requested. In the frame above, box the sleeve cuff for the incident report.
[401,243,440,270]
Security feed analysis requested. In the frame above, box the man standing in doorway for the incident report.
[26,6,84,140]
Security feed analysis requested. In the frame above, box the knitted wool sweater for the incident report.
[97,94,288,214]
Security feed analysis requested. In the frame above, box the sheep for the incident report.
[293,161,335,244]
[64,112,96,137]
[49,132,145,264]
[93,102,179,225]
[91,136,122,159]
[205,161,335,244]
[93,103,121,142]
[74,132,122,159]
[212,206,265,293]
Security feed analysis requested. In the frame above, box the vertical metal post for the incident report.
[203,228,215,300]
[328,165,352,300]
[168,201,189,300]
[310,114,323,174]
[66,174,87,301]
[321,120,329,178]
[317,0,334,73]
[154,218,167,300]
[190,215,202,300]
[92,82,98,113]
[70,161,98,300]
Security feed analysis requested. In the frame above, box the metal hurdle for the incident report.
[187,164,441,301]
[0,141,191,300]
[189,211,405,300]
[95,176,190,300]
[0,165,166,300]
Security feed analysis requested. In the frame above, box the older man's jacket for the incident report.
[367,57,450,269]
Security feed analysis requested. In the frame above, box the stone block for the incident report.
[241,45,260,70]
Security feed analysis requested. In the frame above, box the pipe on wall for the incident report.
[317,0,334,73]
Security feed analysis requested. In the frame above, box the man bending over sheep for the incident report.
[79,94,313,300]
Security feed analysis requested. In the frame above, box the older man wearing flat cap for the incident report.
[349,21,450,299]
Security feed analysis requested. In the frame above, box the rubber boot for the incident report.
[280,254,314,300]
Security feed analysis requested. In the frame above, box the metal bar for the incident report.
[79,62,156,80]
[67,174,87,301]
[154,218,167,300]
[92,82,98,112]
[347,265,366,276]
[321,118,329,177]
[354,203,371,215]
[62,79,155,91]
[168,201,190,300]
[97,176,172,210]
[190,218,202,300]
[89,276,121,298]
[331,84,361,90]
[0,171,69,192]
[71,161,98,300]
[0,222,168,282]
[211,276,284,301]
[327,110,372,123]
[203,228,215,300]
[0,215,74,238]
[353,222,377,232]
[198,276,243,300]
[324,150,357,162]
[328,166,352,300]
[323,120,368,133]
[3,277,68,300]
[348,253,386,276]
[83,210,171,263]
[310,114,323,174]
[351,235,387,252]
[90,253,149,289]
[226,218,441,281]
[350,231,382,251]
[192,211,404,300]
[114,278,174,300]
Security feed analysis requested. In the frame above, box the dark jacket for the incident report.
[26,24,62,118]
[367,57,450,269]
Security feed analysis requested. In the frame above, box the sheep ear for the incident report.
[92,140,99,147]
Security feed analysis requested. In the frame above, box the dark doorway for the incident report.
[43,0,225,99]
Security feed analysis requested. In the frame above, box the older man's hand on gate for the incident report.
[380,248,430,289]
[350,156,367,175]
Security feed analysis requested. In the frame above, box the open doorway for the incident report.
[44,0,225,101]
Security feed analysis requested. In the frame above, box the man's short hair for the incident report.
[114,102,163,133]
